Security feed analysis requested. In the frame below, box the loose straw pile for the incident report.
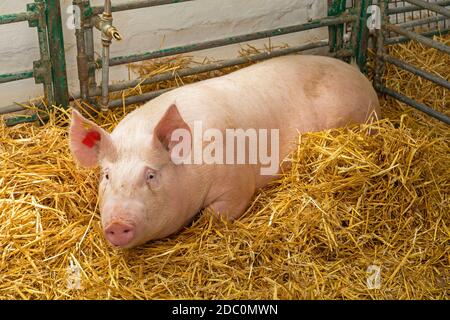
[0,38,448,299]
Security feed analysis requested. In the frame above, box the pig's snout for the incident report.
[104,221,135,247]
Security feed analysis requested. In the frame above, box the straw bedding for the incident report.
[0,37,448,299]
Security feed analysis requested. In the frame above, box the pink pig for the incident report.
[70,55,379,248]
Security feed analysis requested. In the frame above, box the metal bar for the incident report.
[404,0,450,18]
[354,0,371,72]
[336,0,347,52]
[326,0,347,55]
[74,1,90,102]
[108,88,171,108]
[81,0,97,105]
[105,47,352,108]
[387,0,450,14]
[92,41,330,96]
[0,70,34,84]
[398,15,447,29]
[381,54,450,89]
[5,114,39,127]
[85,26,97,90]
[97,0,123,111]
[379,86,450,124]
[46,0,70,107]
[386,28,450,44]
[109,50,354,108]
[350,0,362,60]
[328,0,340,53]
[0,45,352,115]
[33,0,54,107]
[386,23,450,54]
[375,0,387,91]
[104,0,112,14]
[101,0,114,111]
[101,40,111,109]
[92,0,194,15]
[101,15,357,67]
[0,12,37,25]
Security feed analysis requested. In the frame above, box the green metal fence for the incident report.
[0,0,69,113]
[0,0,449,125]
[375,0,450,124]
[0,0,367,118]
[77,0,363,109]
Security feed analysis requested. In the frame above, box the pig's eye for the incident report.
[145,168,158,187]
[103,169,110,181]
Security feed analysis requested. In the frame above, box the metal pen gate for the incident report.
[0,0,449,125]
[374,0,450,124]
[0,0,69,114]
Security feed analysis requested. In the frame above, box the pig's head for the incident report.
[69,105,191,248]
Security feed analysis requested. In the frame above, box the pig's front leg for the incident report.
[206,196,251,221]
[204,171,256,221]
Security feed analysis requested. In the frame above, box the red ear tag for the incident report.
[82,130,101,148]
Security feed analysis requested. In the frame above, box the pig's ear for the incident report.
[69,109,115,167]
[153,104,190,151]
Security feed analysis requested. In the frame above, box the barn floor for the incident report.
[0,37,448,299]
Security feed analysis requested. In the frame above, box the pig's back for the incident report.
[114,54,379,148]
[174,54,377,129]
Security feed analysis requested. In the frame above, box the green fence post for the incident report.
[328,0,346,53]
[354,0,372,73]
[375,0,388,91]
[46,0,69,108]
[28,0,53,105]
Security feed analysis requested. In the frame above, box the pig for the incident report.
[69,55,379,248]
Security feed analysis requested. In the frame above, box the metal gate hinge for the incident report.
[26,1,45,28]
[32,59,51,84]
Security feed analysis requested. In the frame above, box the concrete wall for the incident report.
[0,0,328,107]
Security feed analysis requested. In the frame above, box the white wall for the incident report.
[0,0,328,107]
